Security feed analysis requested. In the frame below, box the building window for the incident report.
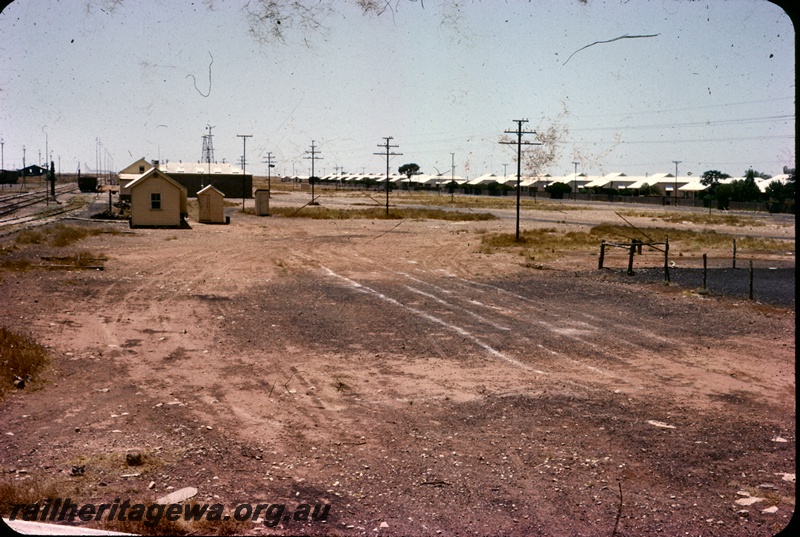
[151,193,162,210]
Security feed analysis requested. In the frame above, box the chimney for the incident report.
[152,160,160,170]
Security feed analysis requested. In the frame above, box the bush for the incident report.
[544,182,572,199]
[0,327,49,396]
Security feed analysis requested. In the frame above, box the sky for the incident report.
[0,0,795,180]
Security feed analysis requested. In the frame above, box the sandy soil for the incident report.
[0,191,795,536]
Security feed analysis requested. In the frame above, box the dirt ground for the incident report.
[0,191,796,536]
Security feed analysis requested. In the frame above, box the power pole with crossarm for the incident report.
[237,134,252,211]
[262,152,275,192]
[500,119,539,241]
[374,137,402,216]
[304,141,322,204]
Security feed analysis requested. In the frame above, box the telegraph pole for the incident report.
[450,152,456,202]
[500,119,539,241]
[237,134,252,211]
[374,137,401,216]
[672,160,681,206]
[572,161,579,201]
[304,141,322,203]
[262,152,275,192]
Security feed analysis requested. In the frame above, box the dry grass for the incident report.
[0,475,62,516]
[269,205,496,221]
[0,327,49,397]
[591,223,789,252]
[480,227,598,261]
[616,209,770,227]
[480,223,793,260]
[394,192,582,212]
[1,224,114,273]
[14,224,107,248]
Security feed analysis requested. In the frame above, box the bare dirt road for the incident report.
[0,193,795,536]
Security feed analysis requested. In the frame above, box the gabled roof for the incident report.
[127,168,187,192]
[679,181,709,192]
[468,173,500,185]
[584,172,633,188]
[197,184,225,197]
[118,158,152,175]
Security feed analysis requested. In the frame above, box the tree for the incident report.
[730,177,763,203]
[545,182,571,199]
[398,163,420,179]
[764,174,795,212]
[744,168,771,181]
[700,170,730,186]
[715,184,733,210]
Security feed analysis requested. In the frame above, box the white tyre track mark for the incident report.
[397,271,618,378]
[402,284,512,332]
[322,266,546,374]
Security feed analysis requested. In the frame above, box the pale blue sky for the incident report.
[0,0,795,179]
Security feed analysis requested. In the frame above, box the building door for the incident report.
[199,195,210,221]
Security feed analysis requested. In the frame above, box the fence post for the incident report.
[627,241,636,275]
[702,253,707,290]
[733,238,737,269]
[749,260,754,300]
[636,239,643,255]
[599,240,605,269]
[664,236,670,283]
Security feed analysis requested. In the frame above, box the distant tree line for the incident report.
[699,168,795,212]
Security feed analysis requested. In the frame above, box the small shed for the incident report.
[128,168,188,228]
[197,184,227,224]
[255,189,270,216]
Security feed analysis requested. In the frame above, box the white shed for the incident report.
[197,184,227,224]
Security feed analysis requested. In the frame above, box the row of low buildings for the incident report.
[117,157,792,228]
[286,171,791,196]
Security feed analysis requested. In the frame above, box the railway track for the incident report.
[0,183,79,217]
[0,184,89,234]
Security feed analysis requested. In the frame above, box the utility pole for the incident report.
[42,126,47,175]
[237,134,252,211]
[672,160,681,206]
[572,161,579,201]
[450,152,456,202]
[500,119,539,241]
[374,137,401,216]
[262,152,275,192]
[304,140,322,204]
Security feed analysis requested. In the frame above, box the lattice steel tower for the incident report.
[201,125,215,165]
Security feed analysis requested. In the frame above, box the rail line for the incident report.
[0,184,78,218]
[0,184,87,234]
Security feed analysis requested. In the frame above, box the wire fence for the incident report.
[596,238,795,307]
